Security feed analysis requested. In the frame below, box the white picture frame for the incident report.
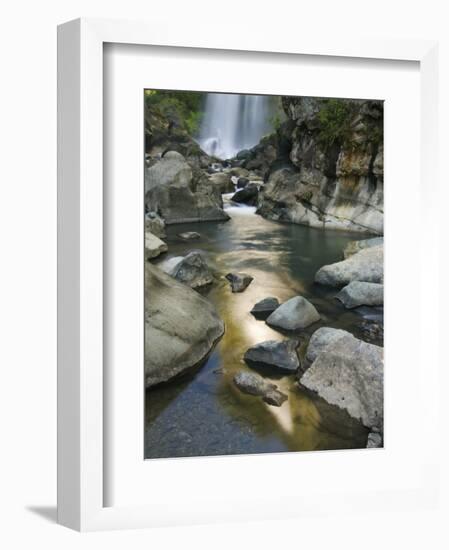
[57,17,440,531]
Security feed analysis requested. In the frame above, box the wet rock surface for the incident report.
[233,371,288,407]
[225,272,254,293]
[266,296,321,331]
[244,339,300,373]
[250,297,280,318]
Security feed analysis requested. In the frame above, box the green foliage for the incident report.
[317,99,352,148]
[144,90,205,134]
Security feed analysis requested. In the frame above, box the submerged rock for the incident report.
[336,281,384,309]
[244,339,300,373]
[145,263,224,388]
[299,334,383,431]
[233,371,288,407]
[315,245,383,287]
[343,237,383,259]
[359,319,384,343]
[225,272,254,293]
[161,251,213,289]
[145,231,168,260]
[250,297,280,318]
[266,296,320,331]
[178,231,201,241]
[305,327,352,364]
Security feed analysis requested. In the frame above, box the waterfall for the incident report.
[197,93,272,160]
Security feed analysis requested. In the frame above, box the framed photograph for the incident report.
[58,18,440,531]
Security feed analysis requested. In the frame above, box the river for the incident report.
[145,198,382,459]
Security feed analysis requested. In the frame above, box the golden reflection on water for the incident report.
[148,207,369,456]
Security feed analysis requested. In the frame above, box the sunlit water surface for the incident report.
[145,202,382,459]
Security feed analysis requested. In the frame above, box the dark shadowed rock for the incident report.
[225,272,254,293]
[233,371,288,407]
[244,339,300,373]
[266,296,320,331]
[300,334,383,431]
[315,245,383,287]
[250,297,280,318]
[237,177,249,189]
[359,320,384,343]
[336,281,383,308]
[145,263,224,388]
[305,327,352,364]
[232,183,259,205]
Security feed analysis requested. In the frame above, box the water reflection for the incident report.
[146,208,374,459]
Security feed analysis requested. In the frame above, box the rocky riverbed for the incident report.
[143,93,384,459]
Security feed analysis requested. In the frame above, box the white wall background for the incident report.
[0,0,448,548]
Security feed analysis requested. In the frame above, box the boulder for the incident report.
[208,171,235,193]
[244,339,300,373]
[145,151,230,224]
[305,327,352,364]
[145,263,224,388]
[145,212,166,238]
[178,231,201,241]
[266,296,320,331]
[250,297,280,318]
[233,371,288,407]
[237,177,249,189]
[225,272,254,293]
[145,231,168,260]
[299,334,383,431]
[315,245,383,287]
[161,251,213,289]
[231,183,259,206]
[336,281,384,309]
[367,432,383,448]
[343,237,383,259]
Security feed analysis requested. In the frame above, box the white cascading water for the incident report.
[197,93,272,159]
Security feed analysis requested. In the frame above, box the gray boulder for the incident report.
[343,237,383,259]
[250,297,280,318]
[300,334,383,431]
[233,371,288,407]
[161,251,213,289]
[305,327,352,364]
[244,339,300,373]
[145,263,224,388]
[315,245,383,287]
[266,296,320,331]
[145,151,230,224]
[145,212,166,238]
[208,171,235,193]
[145,231,168,260]
[237,177,249,189]
[336,281,384,309]
[367,432,383,448]
[225,272,254,293]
